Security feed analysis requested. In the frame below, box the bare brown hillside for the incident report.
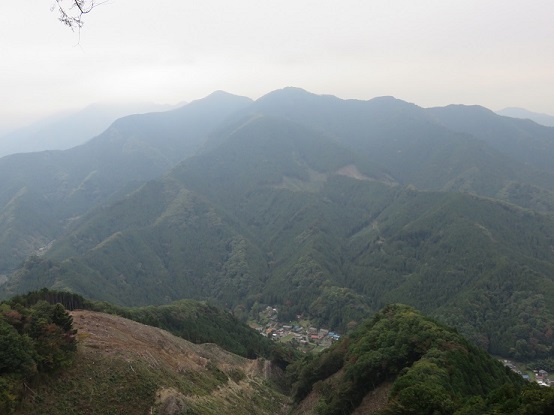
[17,310,289,415]
[71,310,247,373]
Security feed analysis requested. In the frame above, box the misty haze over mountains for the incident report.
[3,1,554,412]
[0,101,184,158]
[1,87,554,366]
[3,92,553,160]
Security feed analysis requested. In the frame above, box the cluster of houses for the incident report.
[534,369,551,387]
[503,360,551,387]
[253,306,341,350]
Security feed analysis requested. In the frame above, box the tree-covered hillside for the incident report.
[4,88,554,274]
[2,88,554,365]
[244,88,554,207]
[0,92,252,273]
[0,297,76,414]
[3,113,554,361]
[287,304,554,415]
[428,104,554,174]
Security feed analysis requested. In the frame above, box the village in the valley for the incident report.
[252,306,552,385]
[252,306,552,387]
[250,306,341,352]
[503,360,551,387]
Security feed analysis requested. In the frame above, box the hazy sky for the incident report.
[2,0,553,132]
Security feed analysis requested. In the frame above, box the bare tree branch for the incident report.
[52,0,97,30]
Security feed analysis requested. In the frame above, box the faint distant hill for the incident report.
[0,102,184,158]
[497,107,554,127]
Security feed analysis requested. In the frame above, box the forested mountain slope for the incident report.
[3,87,554,276]
[235,88,554,208]
[0,92,252,272]
[428,104,554,173]
[4,111,554,361]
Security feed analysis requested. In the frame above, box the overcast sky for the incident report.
[1,0,553,132]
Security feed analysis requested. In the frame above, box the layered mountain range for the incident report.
[1,87,554,361]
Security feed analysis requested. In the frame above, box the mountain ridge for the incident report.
[2,87,554,364]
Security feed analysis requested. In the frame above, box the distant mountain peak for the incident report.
[496,107,554,127]
[206,90,247,99]
[188,90,253,108]
[282,86,308,92]
[433,103,496,114]
[366,95,421,112]
[368,95,399,102]
[258,86,319,100]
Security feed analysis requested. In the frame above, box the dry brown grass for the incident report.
[16,310,293,415]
